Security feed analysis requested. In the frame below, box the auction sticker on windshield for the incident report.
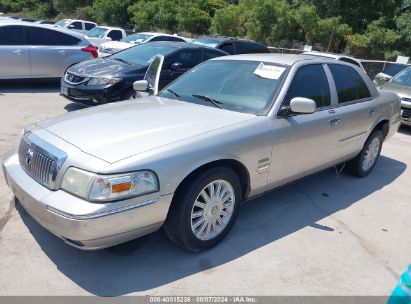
[254,63,286,80]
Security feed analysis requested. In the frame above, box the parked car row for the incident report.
[61,42,227,104]
[3,53,401,252]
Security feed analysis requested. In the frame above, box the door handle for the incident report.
[58,50,66,54]
[329,117,341,127]
[12,50,23,54]
[368,108,376,116]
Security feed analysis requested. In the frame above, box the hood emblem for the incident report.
[26,148,34,166]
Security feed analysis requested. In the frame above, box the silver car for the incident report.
[378,66,411,127]
[0,21,96,79]
[3,54,401,252]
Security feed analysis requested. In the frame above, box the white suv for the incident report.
[85,26,126,47]
[55,19,97,34]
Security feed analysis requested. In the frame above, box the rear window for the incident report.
[28,27,80,46]
[0,26,25,45]
[192,38,220,48]
[235,41,269,54]
[329,64,371,103]
[121,33,152,43]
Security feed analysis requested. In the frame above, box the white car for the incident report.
[98,32,188,57]
[54,19,97,34]
[84,26,126,47]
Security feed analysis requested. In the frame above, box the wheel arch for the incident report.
[371,118,390,139]
[173,158,251,203]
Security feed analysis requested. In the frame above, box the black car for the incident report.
[192,37,269,55]
[60,42,227,105]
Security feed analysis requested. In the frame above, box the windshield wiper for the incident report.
[192,94,224,109]
[166,88,181,100]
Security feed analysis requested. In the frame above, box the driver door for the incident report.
[267,64,342,189]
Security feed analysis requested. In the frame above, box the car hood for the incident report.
[36,97,256,163]
[379,81,411,98]
[68,58,146,77]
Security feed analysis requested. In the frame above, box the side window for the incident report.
[28,27,80,46]
[283,64,331,108]
[348,67,372,100]
[167,36,185,42]
[107,30,122,41]
[220,42,235,54]
[203,50,224,60]
[329,64,370,104]
[70,22,82,30]
[170,50,203,69]
[85,23,95,30]
[0,26,25,45]
[150,36,167,42]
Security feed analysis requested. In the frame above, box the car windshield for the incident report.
[121,33,153,43]
[193,38,220,48]
[158,60,288,115]
[55,19,70,27]
[86,27,108,38]
[110,43,176,66]
[392,67,411,86]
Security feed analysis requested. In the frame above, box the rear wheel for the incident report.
[164,167,241,252]
[347,130,383,177]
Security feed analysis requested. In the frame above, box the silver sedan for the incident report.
[3,54,401,252]
[0,21,96,79]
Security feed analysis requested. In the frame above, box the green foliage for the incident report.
[210,4,247,37]
[346,18,402,60]
[89,0,133,27]
[1,0,410,59]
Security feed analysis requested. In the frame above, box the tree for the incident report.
[210,4,247,37]
[345,18,402,59]
[89,0,133,27]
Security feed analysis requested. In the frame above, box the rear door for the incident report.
[327,64,375,157]
[267,64,341,188]
[0,25,30,78]
[28,27,82,77]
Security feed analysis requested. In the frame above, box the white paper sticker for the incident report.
[253,63,286,80]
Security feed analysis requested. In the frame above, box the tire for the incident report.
[347,130,384,177]
[164,167,242,252]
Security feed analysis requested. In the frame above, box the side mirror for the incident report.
[373,73,392,87]
[171,62,183,71]
[67,24,75,29]
[133,80,149,92]
[289,97,316,114]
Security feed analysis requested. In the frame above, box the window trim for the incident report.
[327,63,373,107]
[276,63,334,117]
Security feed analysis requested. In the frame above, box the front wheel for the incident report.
[347,130,383,177]
[164,167,241,252]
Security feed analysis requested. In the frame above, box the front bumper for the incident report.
[60,79,133,105]
[401,105,411,127]
[2,152,173,250]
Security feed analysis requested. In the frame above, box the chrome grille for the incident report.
[64,72,86,84]
[18,140,57,189]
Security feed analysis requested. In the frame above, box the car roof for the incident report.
[212,53,318,66]
[0,20,86,39]
[146,41,224,51]
[302,51,359,61]
[93,25,123,30]
[195,36,258,43]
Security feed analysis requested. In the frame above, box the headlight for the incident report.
[87,77,121,86]
[61,167,159,202]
